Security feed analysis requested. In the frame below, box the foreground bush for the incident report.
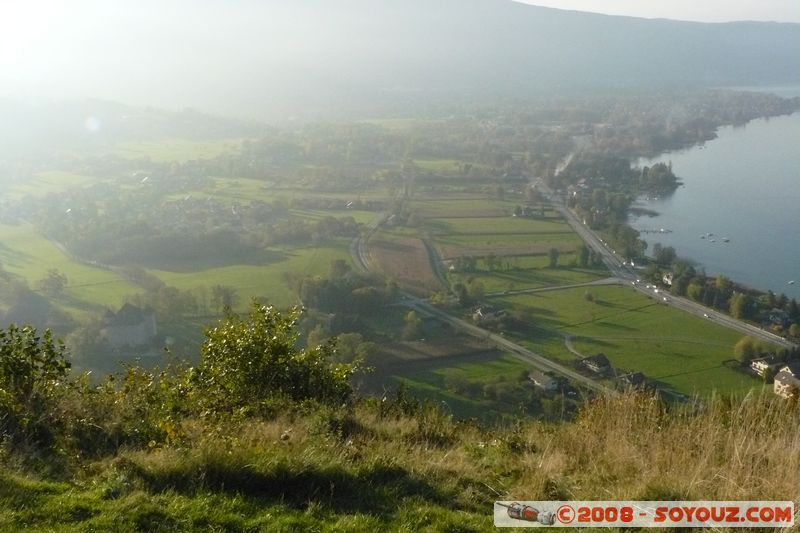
[0,325,70,450]
[195,303,356,413]
[1,304,358,462]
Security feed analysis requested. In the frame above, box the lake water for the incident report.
[630,90,800,299]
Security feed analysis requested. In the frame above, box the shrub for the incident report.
[195,302,357,413]
[0,325,70,449]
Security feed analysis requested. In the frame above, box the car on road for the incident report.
[703,313,709,318]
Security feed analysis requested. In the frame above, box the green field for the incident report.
[448,261,608,293]
[0,220,352,319]
[410,197,516,212]
[435,232,583,249]
[113,138,244,163]
[425,216,571,235]
[382,352,537,420]
[150,241,353,309]
[169,178,389,211]
[290,208,376,224]
[413,159,463,173]
[410,192,600,292]
[4,171,100,199]
[0,223,139,319]
[491,285,760,395]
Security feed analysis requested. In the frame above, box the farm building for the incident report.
[581,353,611,375]
[529,370,559,392]
[750,355,784,378]
[472,306,507,325]
[101,303,157,348]
[774,370,800,399]
[617,372,648,391]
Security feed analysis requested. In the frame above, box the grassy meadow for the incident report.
[380,351,542,421]
[150,241,354,310]
[448,261,608,294]
[492,285,760,395]
[3,171,99,199]
[0,222,139,316]
[425,215,572,235]
[407,191,606,294]
[112,138,245,163]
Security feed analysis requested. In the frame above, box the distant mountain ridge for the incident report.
[213,0,800,117]
[340,0,800,87]
[2,0,798,119]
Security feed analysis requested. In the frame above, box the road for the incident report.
[350,212,387,273]
[401,296,617,396]
[348,205,616,394]
[536,179,797,351]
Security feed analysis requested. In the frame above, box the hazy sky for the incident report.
[517,1,800,23]
[1,0,797,118]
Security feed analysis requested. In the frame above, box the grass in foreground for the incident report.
[1,393,798,532]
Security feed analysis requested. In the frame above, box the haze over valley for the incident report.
[1,2,799,530]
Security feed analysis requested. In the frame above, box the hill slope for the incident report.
[211,0,800,116]
[1,394,797,531]
[6,0,798,119]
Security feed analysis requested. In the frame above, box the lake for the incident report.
[631,90,800,300]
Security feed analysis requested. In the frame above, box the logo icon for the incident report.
[497,502,556,525]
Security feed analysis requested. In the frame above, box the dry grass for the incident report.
[367,234,443,295]
[505,393,800,502]
[3,393,799,530]
[120,392,800,504]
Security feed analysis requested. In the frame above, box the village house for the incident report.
[617,372,648,390]
[529,370,559,392]
[662,272,674,286]
[472,306,507,325]
[768,309,790,328]
[750,355,785,378]
[101,303,157,348]
[581,353,611,375]
[779,360,800,376]
[773,369,800,399]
